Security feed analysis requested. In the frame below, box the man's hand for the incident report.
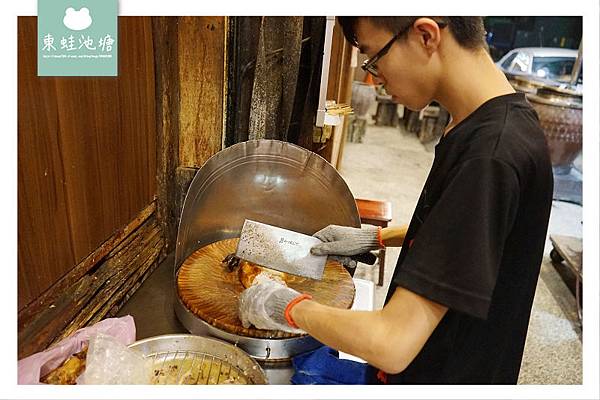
[311,225,381,269]
[238,274,308,334]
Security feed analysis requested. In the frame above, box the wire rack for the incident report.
[147,350,251,385]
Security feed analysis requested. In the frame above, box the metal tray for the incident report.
[128,334,268,384]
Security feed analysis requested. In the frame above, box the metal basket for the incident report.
[128,334,267,384]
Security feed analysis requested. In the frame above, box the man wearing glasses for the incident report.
[238,17,553,384]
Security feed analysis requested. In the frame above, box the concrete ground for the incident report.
[340,123,583,384]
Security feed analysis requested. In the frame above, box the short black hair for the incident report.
[337,17,486,50]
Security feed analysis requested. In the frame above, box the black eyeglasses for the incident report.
[361,20,448,78]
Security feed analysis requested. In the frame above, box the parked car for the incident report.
[496,47,579,83]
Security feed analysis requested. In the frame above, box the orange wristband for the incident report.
[284,294,312,328]
[377,226,385,248]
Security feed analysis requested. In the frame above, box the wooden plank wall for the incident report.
[18,16,228,358]
[17,17,157,310]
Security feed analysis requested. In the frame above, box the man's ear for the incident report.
[412,17,443,54]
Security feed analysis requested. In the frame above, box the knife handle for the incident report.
[353,252,378,265]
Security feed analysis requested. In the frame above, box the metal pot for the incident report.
[509,74,550,94]
[526,85,582,174]
[174,140,361,361]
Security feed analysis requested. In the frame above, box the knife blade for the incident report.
[235,219,327,280]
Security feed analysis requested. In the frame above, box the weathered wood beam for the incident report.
[153,17,180,258]
[177,16,224,168]
[18,202,155,332]
[107,246,164,317]
[53,221,163,342]
[18,206,162,359]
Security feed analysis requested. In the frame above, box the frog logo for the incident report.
[62,7,93,31]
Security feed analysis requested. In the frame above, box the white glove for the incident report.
[238,274,308,334]
[311,225,381,268]
[311,225,381,256]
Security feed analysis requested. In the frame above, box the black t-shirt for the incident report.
[376,93,553,384]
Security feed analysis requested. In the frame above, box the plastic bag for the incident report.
[18,315,136,384]
[77,332,152,384]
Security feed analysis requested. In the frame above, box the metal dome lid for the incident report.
[174,139,361,272]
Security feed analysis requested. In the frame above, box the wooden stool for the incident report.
[549,234,583,324]
[355,198,393,286]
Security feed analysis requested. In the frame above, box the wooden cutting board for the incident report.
[177,238,355,339]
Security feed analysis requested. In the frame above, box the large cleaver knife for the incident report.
[235,219,328,280]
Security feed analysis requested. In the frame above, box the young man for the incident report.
[238,17,553,384]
